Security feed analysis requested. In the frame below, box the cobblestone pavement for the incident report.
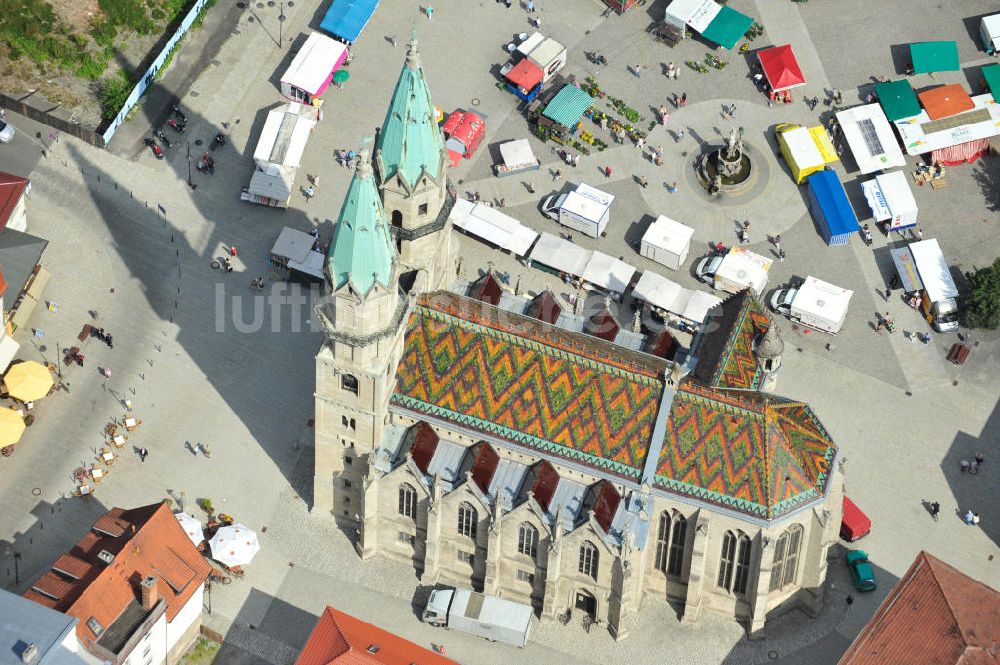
[1,0,999,664]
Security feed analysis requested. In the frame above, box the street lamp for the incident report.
[278,4,286,47]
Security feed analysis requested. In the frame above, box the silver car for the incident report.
[0,120,15,143]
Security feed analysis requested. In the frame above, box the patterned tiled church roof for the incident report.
[694,290,771,390]
[392,293,668,481]
[654,381,836,519]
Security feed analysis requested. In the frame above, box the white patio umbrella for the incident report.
[174,512,204,546]
[208,524,260,567]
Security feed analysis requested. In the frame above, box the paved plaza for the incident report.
[1,0,1000,664]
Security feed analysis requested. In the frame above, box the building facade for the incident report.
[24,503,210,665]
[313,39,844,640]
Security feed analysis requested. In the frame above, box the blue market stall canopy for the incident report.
[909,41,960,74]
[806,170,859,246]
[542,85,594,129]
[700,6,753,49]
[319,0,379,44]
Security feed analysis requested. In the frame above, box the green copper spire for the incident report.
[374,32,445,187]
[327,149,397,295]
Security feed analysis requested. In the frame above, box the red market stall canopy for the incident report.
[758,45,805,92]
[909,41,960,74]
[917,85,974,120]
[505,59,543,92]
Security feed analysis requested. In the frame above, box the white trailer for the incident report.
[697,247,772,294]
[423,588,532,647]
[557,183,614,238]
[640,216,694,271]
[770,276,853,334]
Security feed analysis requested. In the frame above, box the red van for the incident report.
[840,496,871,541]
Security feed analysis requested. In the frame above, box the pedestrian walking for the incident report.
[573,154,580,167]
[425,5,433,19]
[525,0,534,10]
[667,181,678,193]
[604,165,612,178]
[638,175,649,188]
[742,219,750,244]
[139,447,148,462]
[305,185,315,201]
[311,174,320,187]
[632,64,642,78]
[526,181,535,193]
[915,227,923,241]
[532,15,541,28]
[553,169,562,181]
[505,0,512,7]
[773,234,781,251]
[778,248,786,262]
[675,129,685,141]
[679,92,687,107]
[929,501,940,520]
[885,287,892,302]
[636,136,645,151]
[230,245,238,257]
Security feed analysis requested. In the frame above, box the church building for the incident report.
[313,37,843,640]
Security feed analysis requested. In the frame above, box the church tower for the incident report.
[313,149,408,519]
[374,34,458,292]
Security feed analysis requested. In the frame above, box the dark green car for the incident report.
[846,550,877,592]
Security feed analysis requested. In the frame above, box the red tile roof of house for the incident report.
[24,502,211,648]
[0,172,29,231]
[296,607,458,665]
[838,551,1000,665]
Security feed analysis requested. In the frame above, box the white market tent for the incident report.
[664,0,720,32]
[450,200,538,257]
[581,251,636,296]
[498,139,538,170]
[640,216,695,271]
[681,290,723,324]
[253,102,318,172]
[279,32,348,101]
[632,271,686,312]
[893,92,1000,156]
[836,104,906,174]
[861,171,918,231]
[528,232,592,276]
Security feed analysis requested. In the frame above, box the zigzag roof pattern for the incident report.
[391,292,667,481]
[654,381,837,519]
[694,290,771,390]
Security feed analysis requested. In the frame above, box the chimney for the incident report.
[20,643,38,664]
[140,576,158,611]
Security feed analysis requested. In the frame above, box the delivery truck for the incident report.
[541,183,614,238]
[890,239,960,332]
[423,587,533,647]
[769,276,853,334]
[695,246,772,295]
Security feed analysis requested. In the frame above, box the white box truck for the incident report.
[695,247,772,295]
[640,216,695,271]
[769,276,853,334]
[423,587,532,647]
[542,183,614,238]
[891,239,960,332]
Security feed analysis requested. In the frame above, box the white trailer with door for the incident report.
[640,216,695,271]
[557,183,614,238]
[423,588,532,647]
[770,276,853,334]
